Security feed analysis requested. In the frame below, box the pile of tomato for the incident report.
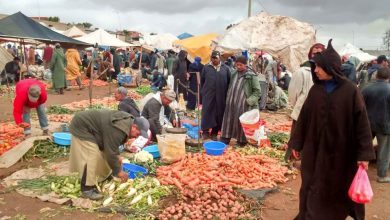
[0,123,24,156]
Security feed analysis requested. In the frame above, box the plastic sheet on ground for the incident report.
[237,187,278,201]
[1,161,93,209]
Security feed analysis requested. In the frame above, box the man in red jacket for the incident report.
[13,79,49,136]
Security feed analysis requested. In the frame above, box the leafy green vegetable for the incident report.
[268,132,290,149]
[23,139,69,161]
[46,105,74,114]
[136,86,153,96]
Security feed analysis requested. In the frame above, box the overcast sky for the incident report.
[1,0,389,50]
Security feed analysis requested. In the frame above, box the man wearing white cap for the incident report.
[13,79,49,136]
[142,90,176,141]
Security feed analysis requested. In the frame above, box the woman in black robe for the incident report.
[289,39,375,220]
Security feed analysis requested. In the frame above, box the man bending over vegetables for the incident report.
[13,79,49,136]
[69,110,149,200]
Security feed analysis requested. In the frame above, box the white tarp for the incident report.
[142,33,178,50]
[215,12,316,72]
[75,28,132,47]
[0,47,13,71]
[63,26,86,38]
[338,43,376,63]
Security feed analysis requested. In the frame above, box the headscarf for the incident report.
[310,39,343,84]
[189,56,202,71]
[348,56,360,67]
[194,57,201,65]
[308,43,326,60]
[178,50,187,61]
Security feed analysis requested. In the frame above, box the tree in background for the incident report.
[81,22,92,29]
[383,29,390,50]
[48,16,60,22]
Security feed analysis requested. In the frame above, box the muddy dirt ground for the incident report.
[0,85,389,220]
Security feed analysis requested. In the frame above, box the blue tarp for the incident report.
[177,32,193,40]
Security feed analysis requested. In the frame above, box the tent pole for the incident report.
[137,46,143,87]
[196,71,201,149]
[89,59,94,107]
[21,40,28,81]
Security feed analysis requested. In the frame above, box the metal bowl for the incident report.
[165,127,187,134]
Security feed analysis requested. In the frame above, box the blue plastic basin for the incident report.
[203,141,227,156]
[122,163,148,179]
[52,132,72,146]
[143,145,160,158]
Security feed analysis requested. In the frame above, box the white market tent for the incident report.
[63,26,86,38]
[75,28,132,47]
[0,47,13,71]
[215,12,316,72]
[142,33,178,50]
[338,43,376,63]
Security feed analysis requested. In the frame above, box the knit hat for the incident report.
[211,51,221,59]
[310,39,343,82]
[133,117,150,138]
[28,85,41,103]
[163,90,176,101]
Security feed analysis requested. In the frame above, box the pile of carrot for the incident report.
[128,91,143,100]
[159,186,252,220]
[61,97,117,111]
[47,114,73,123]
[0,123,24,156]
[157,150,288,190]
[267,122,292,133]
[81,79,108,87]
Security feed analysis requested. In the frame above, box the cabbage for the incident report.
[133,150,154,163]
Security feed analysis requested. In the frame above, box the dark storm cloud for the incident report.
[268,0,389,24]
[85,0,243,14]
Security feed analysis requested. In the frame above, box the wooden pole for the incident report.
[248,0,252,18]
[137,46,143,87]
[21,40,28,81]
[89,55,94,107]
[196,71,201,148]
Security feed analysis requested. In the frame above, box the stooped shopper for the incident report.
[69,110,149,200]
[288,40,375,220]
[13,79,49,136]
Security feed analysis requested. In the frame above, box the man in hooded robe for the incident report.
[288,40,375,220]
[172,50,189,100]
[50,43,67,94]
[200,51,230,140]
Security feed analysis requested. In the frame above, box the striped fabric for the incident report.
[221,73,248,143]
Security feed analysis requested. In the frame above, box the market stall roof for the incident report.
[339,43,376,63]
[173,33,218,64]
[177,32,193,40]
[142,33,178,50]
[0,12,91,46]
[63,26,86,38]
[75,28,132,47]
[215,12,316,72]
[0,47,13,71]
